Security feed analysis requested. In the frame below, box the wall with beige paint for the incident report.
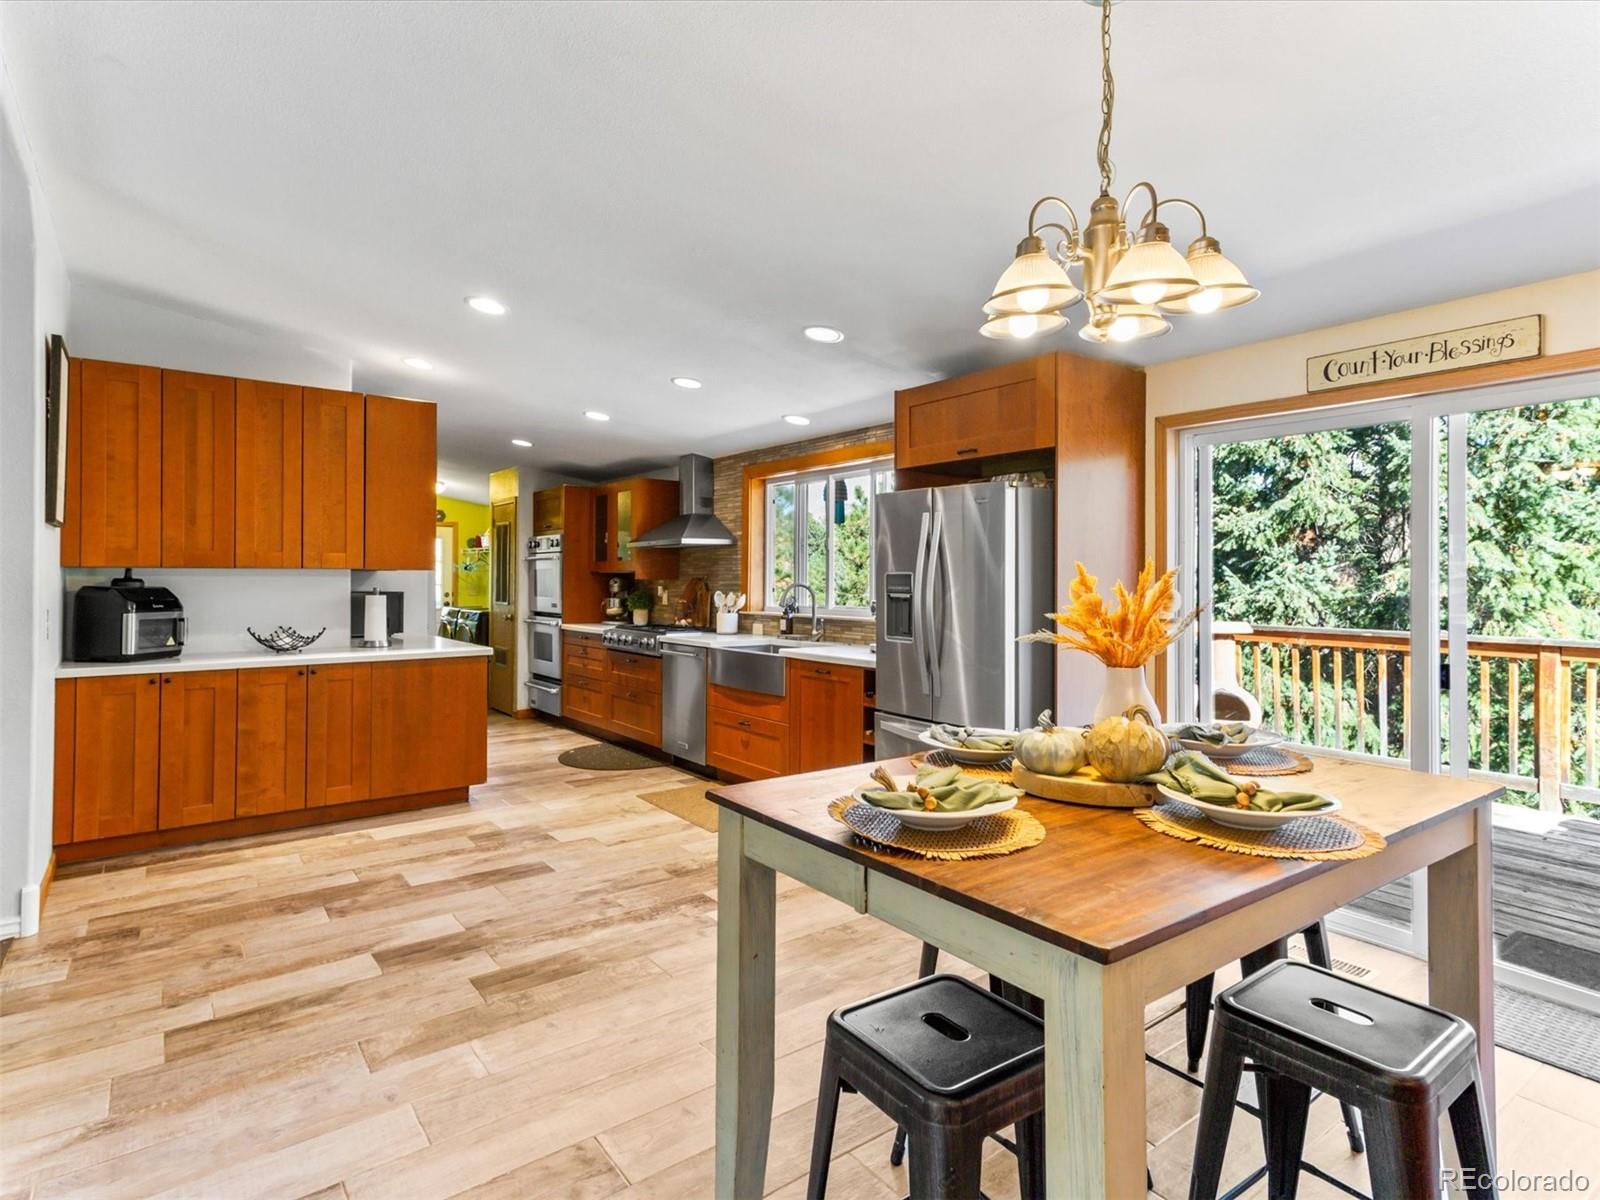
[1141,269,1600,551]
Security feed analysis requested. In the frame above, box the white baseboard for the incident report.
[0,915,19,940]
[19,883,41,937]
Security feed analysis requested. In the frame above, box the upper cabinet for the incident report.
[363,394,436,570]
[161,371,236,567]
[235,380,303,568]
[533,486,564,534]
[894,355,1058,470]
[302,388,365,569]
[591,477,679,579]
[61,359,163,567]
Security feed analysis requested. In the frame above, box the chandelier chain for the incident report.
[1096,0,1115,195]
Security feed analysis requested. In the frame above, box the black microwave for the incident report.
[70,571,186,662]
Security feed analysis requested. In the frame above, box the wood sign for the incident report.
[1307,315,1542,393]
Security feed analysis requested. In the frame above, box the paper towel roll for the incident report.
[362,591,390,647]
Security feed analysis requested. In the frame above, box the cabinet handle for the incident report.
[297,669,305,676]
[309,668,318,675]
[162,676,173,684]
[147,677,157,685]
[956,447,979,456]
[813,667,831,676]
[737,719,752,729]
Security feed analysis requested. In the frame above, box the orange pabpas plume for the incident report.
[1020,560,1201,668]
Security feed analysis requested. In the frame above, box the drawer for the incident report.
[564,654,609,687]
[707,708,790,780]
[564,675,611,725]
[787,659,864,684]
[609,686,662,748]
[565,636,606,661]
[607,650,662,693]
[708,682,790,724]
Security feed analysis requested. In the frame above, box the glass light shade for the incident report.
[1095,231,1200,307]
[1159,238,1260,313]
[979,309,1069,341]
[983,237,1080,316]
[1077,304,1169,344]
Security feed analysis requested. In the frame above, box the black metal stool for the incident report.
[808,974,1045,1200]
[1184,921,1365,1153]
[1189,960,1497,1200]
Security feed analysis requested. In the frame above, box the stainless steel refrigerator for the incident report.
[873,480,1054,759]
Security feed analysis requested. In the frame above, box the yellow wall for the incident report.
[1142,269,1600,551]
[436,495,492,608]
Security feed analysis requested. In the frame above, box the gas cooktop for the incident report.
[600,623,696,657]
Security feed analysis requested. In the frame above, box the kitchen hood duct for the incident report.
[632,454,736,548]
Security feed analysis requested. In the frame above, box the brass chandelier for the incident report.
[981,0,1257,344]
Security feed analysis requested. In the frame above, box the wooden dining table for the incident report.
[708,754,1498,1199]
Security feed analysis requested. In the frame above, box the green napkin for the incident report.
[860,763,1021,813]
[1142,751,1331,813]
[1168,722,1254,745]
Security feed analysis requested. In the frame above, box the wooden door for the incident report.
[369,658,488,797]
[236,667,308,816]
[162,370,236,566]
[306,662,371,807]
[789,661,867,772]
[302,388,364,568]
[63,359,162,567]
[235,380,303,567]
[489,497,517,715]
[73,674,160,841]
[158,669,237,828]
[363,394,436,569]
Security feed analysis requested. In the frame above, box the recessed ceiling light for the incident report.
[402,356,433,370]
[803,325,844,344]
[466,296,507,316]
[435,480,448,493]
[511,438,533,448]
[783,414,811,426]
[671,377,703,389]
[584,410,611,422]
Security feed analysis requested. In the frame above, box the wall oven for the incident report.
[530,534,563,616]
[528,614,562,683]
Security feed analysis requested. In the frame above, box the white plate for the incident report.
[915,726,1019,764]
[1164,725,1285,759]
[850,785,1018,831]
[1154,783,1340,830]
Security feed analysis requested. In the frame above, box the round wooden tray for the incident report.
[1012,763,1157,808]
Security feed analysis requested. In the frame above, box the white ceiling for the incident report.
[4,1,1597,486]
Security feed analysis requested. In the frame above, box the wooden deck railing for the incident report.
[1214,625,1600,815]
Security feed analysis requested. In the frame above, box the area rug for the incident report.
[639,784,719,832]
[1499,931,1600,992]
[557,743,661,771]
[1494,984,1600,1083]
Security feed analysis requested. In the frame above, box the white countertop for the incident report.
[56,636,493,679]
[560,622,618,634]
[657,630,876,669]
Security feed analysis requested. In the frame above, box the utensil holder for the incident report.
[716,611,739,634]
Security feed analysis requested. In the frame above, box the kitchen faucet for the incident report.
[778,583,824,641]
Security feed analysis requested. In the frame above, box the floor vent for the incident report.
[1330,957,1372,979]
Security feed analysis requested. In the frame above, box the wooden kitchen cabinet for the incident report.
[368,657,488,797]
[591,478,680,579]
[235,666,307,816]
[70,674,161,842]
[707,708,791,780]
[157,669,238,829]
[302,387,365,568]
[363,394,437,569]
[604,648,661,747]
[235,380,303,568]
[162,370,236,567]
[894,354,1057,470]
[563,672,611,727]
[62,359,163,567]
[533,486,564,534]
[788,660,867,773]
[306,662,371,808]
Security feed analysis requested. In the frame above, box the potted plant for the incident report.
[626,582,654,626]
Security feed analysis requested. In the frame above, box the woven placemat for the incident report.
[908,750,1015,779]
[827,798,1044,861]
[1223,745,1315,776]
[1136,797,1385,861]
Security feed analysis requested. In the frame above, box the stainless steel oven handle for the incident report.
[912,512,931,695]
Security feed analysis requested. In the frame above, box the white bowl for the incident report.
[1163,724,1285,760]
[850,785,1017,831]
[915,726,1019,764]
[1154,783,1340,830]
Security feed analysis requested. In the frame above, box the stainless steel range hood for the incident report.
[632,454,735,548]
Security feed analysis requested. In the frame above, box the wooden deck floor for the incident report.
[1350,813,1600,970]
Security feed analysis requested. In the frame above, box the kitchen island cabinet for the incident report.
[70,673,161,842]
[156,668,238,828]
[369,657,489,796]
[236,665,308,816]
[306,662,371,808]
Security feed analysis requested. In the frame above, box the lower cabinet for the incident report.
[237,666,308,816]
[788,661,866,774]
[71,673,161,842]
[56,654,487,858]
[306,662,371,807]
[563,671,611,727]
[369,657,488,798]
[157,670,238,829]
[557,635,663,750]
[707,707,790,780]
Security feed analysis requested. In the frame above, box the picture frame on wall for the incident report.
[44,333,69,527]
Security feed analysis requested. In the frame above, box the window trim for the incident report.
[739,438,894,613]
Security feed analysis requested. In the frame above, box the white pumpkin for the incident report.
[1084,705,1171,782]
[1014,710,1087,777]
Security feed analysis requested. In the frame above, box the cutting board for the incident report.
[1012,763,1156,808]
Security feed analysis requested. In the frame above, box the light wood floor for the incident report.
[4,715,1599,1199]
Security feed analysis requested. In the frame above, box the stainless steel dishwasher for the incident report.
[661,641,708,765]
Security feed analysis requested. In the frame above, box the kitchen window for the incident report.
[763,458,894,614]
